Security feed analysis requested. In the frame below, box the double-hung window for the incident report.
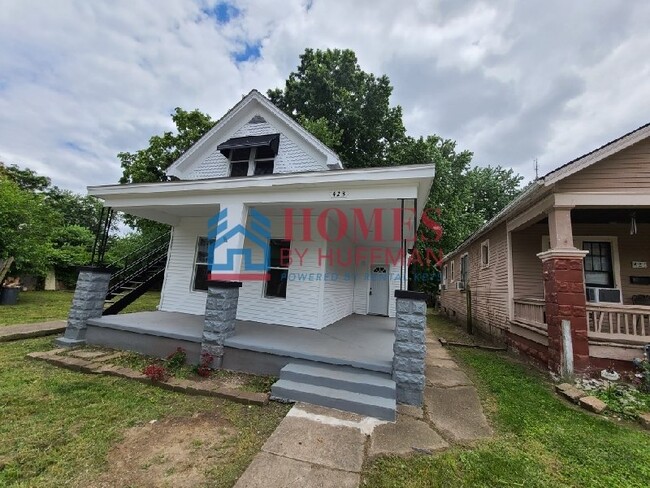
[460,253,469,285]
[583,241,614,288]
[266,239,291,298]
[193,237,210,291]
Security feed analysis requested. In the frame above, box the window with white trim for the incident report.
[192,237,210,291]
[265,239,291,298]
[228,146,277,177]
[442,264,448,285]
[450,260,455,281]
[460,253,469,285]
[480,240,490,268]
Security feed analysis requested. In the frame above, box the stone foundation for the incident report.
[392,290,427,406]
[202,281,241,368]
[56,267,112,347]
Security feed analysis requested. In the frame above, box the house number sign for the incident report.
[330,190,348,199]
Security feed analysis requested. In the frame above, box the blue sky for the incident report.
[0,0,649,192]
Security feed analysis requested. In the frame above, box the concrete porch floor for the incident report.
[86,312,395,373]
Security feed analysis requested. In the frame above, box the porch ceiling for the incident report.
[529,208,650,227]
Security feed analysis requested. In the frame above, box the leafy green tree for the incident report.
[119,107,214,184]
[0,162,51,191]
[268,48,406,168]
[0,179,59,275]
[45,187,103,231]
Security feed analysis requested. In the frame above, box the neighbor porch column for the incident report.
[537,207,590,374]
[392,290,427,405]
[56,266,112,347]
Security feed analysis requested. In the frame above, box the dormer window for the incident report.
[218,133,280,177]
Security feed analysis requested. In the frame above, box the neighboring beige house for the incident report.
[440,123,650,374]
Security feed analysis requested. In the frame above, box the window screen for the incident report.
[583,241,614,288]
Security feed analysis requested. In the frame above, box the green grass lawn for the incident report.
[0,290,161,326]
[362,314,650,488]
[0,337,289,487]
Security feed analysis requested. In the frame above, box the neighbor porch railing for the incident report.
[587,304,650,343]
[513,298,547,329]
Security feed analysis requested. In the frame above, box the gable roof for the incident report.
[166,90,343,178]
[443,121,650,260]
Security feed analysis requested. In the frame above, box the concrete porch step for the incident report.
[271,379,396,421]
[280,361,395,397]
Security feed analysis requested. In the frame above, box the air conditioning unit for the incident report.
[456,281,466,291]
[586,287,622,304]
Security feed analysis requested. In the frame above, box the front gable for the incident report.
[167,90,342,180]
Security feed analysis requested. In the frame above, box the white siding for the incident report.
[159,217,209,315]
[185,117,327,180]
[321,221,355,327]
[237,216,326,328]
[353,259,369,315]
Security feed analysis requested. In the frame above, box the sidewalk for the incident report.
[0,320,66,342]
[234,327,492,487]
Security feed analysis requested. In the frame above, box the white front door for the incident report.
[368,265,389,316]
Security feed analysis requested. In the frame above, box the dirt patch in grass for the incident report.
[94,413,236,488]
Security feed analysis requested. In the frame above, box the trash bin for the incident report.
[0,286,20,305]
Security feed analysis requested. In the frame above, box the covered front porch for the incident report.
[509,203,650,364]
[86,311,395,375]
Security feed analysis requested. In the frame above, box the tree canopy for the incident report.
[0,163,104,282]
[119,108,215,184]
[268,48,405,169]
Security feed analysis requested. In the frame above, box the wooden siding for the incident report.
[557,137,650,192]
[440,222,510,338]
[511,224,546,300]
[510,222,650,305]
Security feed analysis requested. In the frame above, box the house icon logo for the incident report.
[207,207,271,281]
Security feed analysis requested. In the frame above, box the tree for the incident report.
[268,48,406,168]
[0,162,51,191]
[45,187,103,231]
[0,179,59,275]
[119,107,215,184]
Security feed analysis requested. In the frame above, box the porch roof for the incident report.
[443,122,650,261]
[86,164,434,229]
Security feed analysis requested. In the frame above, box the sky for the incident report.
[1,0,649,193]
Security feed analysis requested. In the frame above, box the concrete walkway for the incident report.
[0,320,66,342]
[235,327,492,487]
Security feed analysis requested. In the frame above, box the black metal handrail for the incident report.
[106,231,171,296]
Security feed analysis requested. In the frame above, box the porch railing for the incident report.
[513,298,547,329]
[587,304,650,343]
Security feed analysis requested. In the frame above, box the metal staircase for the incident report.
[102,231,170,315]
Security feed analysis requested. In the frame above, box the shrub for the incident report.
[166,347,186,371]
[143,363,168,382]
[195,351,214,378]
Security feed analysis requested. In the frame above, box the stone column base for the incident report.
[392,290,427,406]
[56,266,112,347]
[202,281,242,368]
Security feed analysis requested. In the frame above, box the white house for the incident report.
[60,90,435,419]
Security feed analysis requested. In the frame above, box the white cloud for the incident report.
[0,0,648,192]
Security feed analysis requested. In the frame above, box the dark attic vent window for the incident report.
[217,133,280,177]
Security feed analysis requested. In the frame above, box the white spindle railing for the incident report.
[513,298,547,329]
[587,304,650,342]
